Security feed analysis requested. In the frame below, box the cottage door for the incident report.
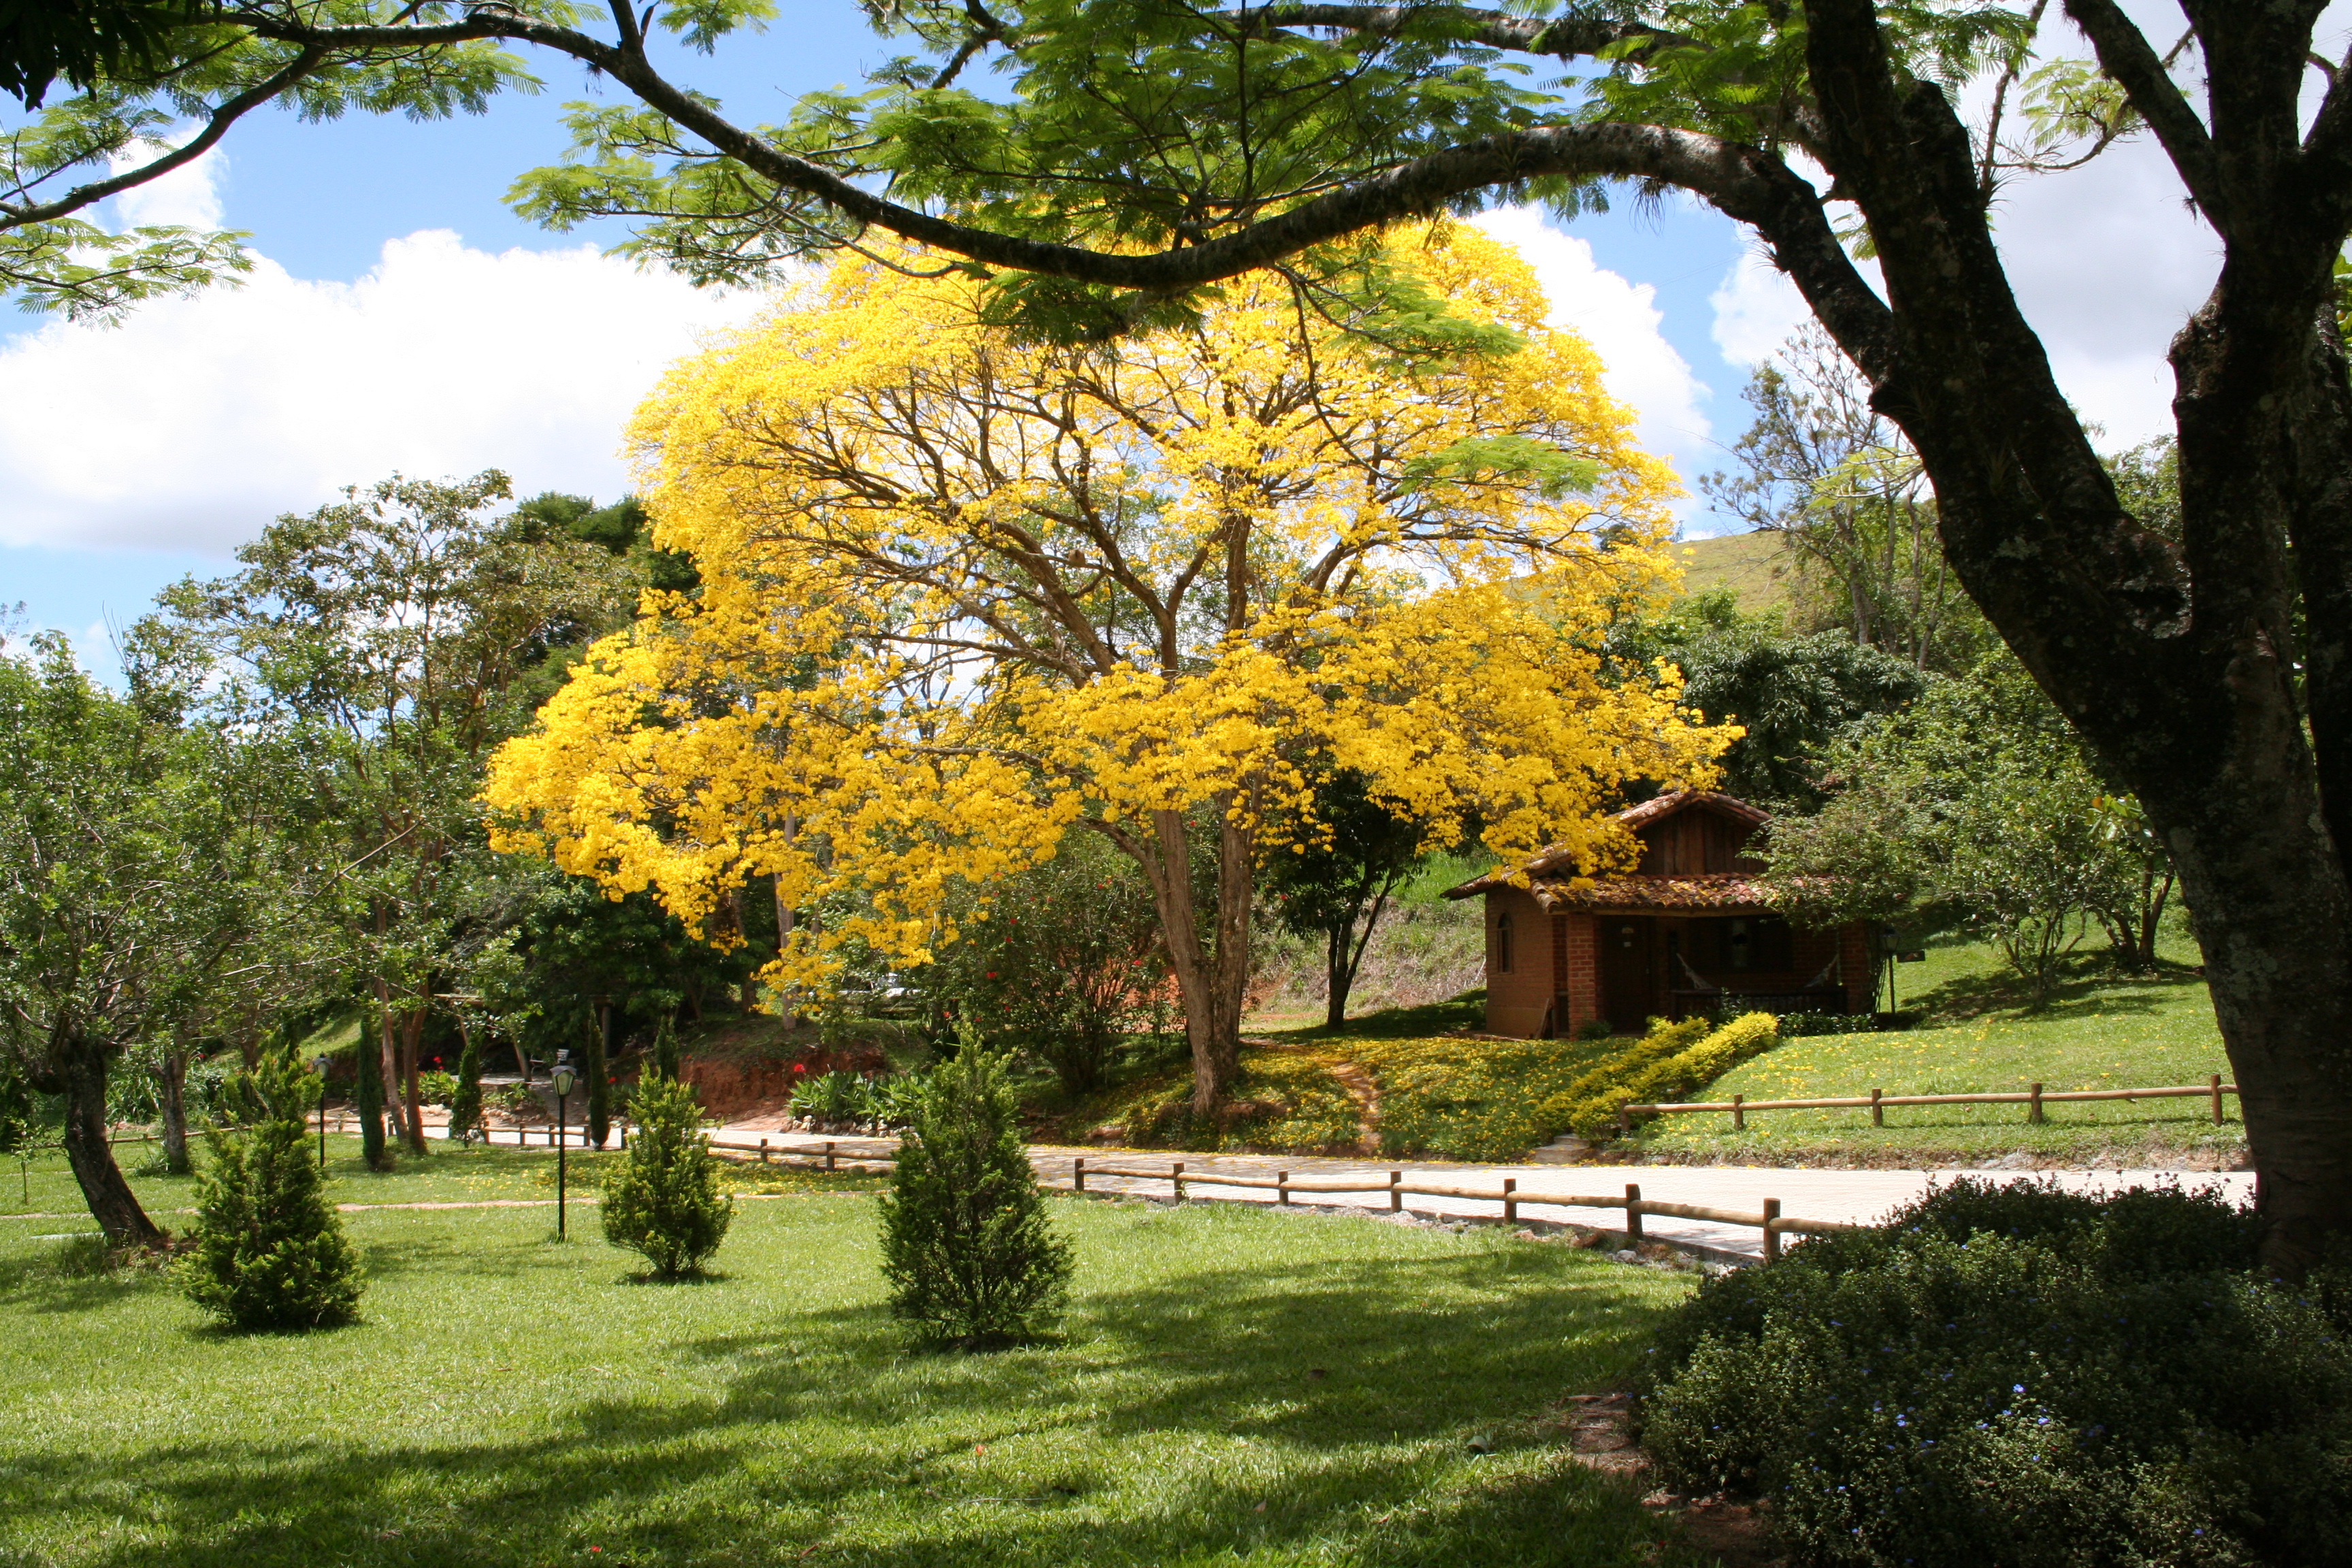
[1598,918,1653,1034]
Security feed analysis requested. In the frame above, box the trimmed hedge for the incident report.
[1552,1012,1781,1138]
[1638,1180,2352,1568]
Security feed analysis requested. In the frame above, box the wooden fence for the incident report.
[700,1137,1853,1263]
[1620,1074,2238,1133]
[305,1120,1853,1261]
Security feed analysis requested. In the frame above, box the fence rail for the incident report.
[1621,1075,2238,1132]
[1057,1160,1850,1262]
[303,1119,1851,1260]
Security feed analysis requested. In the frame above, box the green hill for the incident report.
[1673,530,1795,612]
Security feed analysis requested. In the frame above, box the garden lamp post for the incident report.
[551,1060,577,1239]
[312,1054,331,1171]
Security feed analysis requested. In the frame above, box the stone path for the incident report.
[713,1126,2255,1262]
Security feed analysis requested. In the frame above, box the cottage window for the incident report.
[1494,911,1514,973]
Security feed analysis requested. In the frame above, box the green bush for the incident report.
[447,1035,483,1141]
[1552,1012,1778,1137]
[415,1068,459,1107]
[180,1054,363,1332]
[791,1068,875,1130]
[1637,1180,2352,1567]
[879,1033,1073,1348]
[868,1071,929,1130]
[600,1071,733,1277]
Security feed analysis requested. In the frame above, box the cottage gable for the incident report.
[1444,791,1874,1039]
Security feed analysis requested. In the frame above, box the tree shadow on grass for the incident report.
[0,1229,1696,1568]
[0,1238,166,1316]
[1908,953,2204,1025]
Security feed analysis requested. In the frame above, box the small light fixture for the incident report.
[550,1060,579,1239]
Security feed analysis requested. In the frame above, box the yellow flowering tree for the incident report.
[486,224,1731,1113]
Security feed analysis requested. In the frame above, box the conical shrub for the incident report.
[601,1071,732,1277]
[879,1028,1073,1348]
[181,1053,363,1331]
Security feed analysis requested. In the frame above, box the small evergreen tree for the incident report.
[448,1028,483,1143]
[355,1007,389,1171]
[585,1011,612,1149]
[600,1071,731,1277]
[181,1053,363,1330]
[879,1025,1073,1348]
[652,1013,680,1082]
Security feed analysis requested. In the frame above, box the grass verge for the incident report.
[1628,939,2240,1167]
[0,1193,1697,1568]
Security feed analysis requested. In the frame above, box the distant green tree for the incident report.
[922,836,1167,1094]
[1765,654,2172,1001]
[1615,591,1925,808]
[879,1028,1073,1348]
[353,1004,388,1172]
[447,1026,484,1143]
[166,473,637,1158]
[181,1051,363,1331]
[1701,328,1989,674]
[0,633,323,1245]
[600,1072,731,1278]
[1262,770,1434,1030]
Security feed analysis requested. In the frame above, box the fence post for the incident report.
[1074,1156,1087,1193]
[1618,1106,1632,1137]
[619,1118,628,1152]
[2210,1074,2225,1126]
[1870,1088,1884,1128]
[1171,1160,1186,1202]
[2029,1083,2044,1125]
[1624,1183,1643,1245]
[1762,1198,1782,1264]
[760,1137,770,1165]
[1503,1177,1518,1224]
[1732,1094,1745,1132]
[825,1139,836,1171]
[1388,1171,1402,1213]
[1277,1170,1290,1206]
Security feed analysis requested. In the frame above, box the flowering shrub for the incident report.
[1350,1032,1633,1160]
[1638,1180,2352,1567]
[1548,1013,1780,1138]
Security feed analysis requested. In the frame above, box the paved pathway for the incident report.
[713,1127,2254,1262]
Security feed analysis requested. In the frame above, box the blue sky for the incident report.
[1,10,2212,657]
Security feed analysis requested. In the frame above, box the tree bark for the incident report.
[399,1007,426,1156]
[1124,802,1255,1117]
[159,1042,189,1177]
[56,1046,162,1248]
[1781,0,2352,1269]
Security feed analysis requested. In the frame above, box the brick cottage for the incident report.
[1444,789,1876,1039]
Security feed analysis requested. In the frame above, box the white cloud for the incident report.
[0,222,761,552]
[1706,54,2219,450]
[1709,246,1816,369]
[1473,206,1712,501]
[110,132,226,231]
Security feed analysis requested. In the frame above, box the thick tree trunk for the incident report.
[58,1047,162,1248]
[1778,0,2352,1269]
[159,1043,189,1177]
[1124,804,1255,1117]
[1324,924,1352,1031]
[399,1008,426,1156]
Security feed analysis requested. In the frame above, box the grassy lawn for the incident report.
[1631,938,2241,1167]
[0,1192,1699,1568]
[0,1137,883,1223]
